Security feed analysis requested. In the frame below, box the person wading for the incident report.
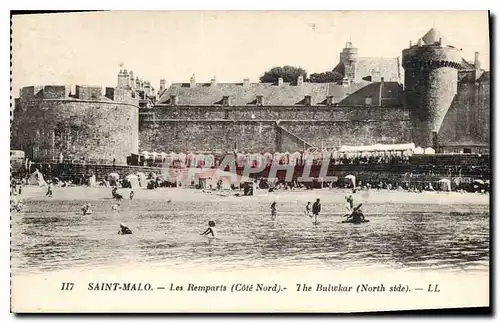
[270,201,277,220]
[312,198,321,224]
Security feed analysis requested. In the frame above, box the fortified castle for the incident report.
[11,28,490,165]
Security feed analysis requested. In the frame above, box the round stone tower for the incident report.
[339,41,358,80]
[402,28,462,148]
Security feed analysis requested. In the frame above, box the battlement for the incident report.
[19,85,71,101]
[74,85,102,100]
[17,84,139,106]
[402,46,462,69]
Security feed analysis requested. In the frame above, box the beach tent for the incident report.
[262,152,273,166]
[186,152,196,167]
[141,151,150,159]
[194,154,205,167]
[89,174,97,187]
[107,173,120,186]
[438,179,451,192]
[126,174,140,188]
[136,172,147,187]
[289,151,302,165]
[424,147,435,155]
[177,153,187,165]
[345,174,356,188]
[413,147,424,154]
[28,169,47,186]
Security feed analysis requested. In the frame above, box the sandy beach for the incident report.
[18,184,490,207]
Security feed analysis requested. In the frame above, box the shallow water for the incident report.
[11,195,490,274]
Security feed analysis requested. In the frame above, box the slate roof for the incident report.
[354,57,401,82]
[158,81,375,106]
[460,58,475,69]
[332,57,401,83]
[422,28,444,45]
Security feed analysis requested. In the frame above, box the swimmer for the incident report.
[200,220,216,238]
[81,203,92,215]
[112,203,121,212]
[118,223,133,235]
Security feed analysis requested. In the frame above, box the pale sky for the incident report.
[11,11,490,95]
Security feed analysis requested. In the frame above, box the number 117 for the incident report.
[61,282,74,291]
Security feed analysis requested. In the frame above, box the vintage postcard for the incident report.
[10,10,490,313]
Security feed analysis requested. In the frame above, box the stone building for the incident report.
[11,28,490,164]
[11,69,156,164]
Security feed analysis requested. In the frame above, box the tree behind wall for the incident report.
[309,71,343,83]
[259,66,307,84]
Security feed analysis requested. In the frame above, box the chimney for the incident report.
[474,52,480,70]
[304,95,312,106]
[417,38,422,47]
[136,77,140,89]
[256,95,264,106]
[170,95,178,106]
[160,79,166,92]
[297,75,304,86]
[129,70,134,80]
[223,95,231,106]
[438,37,442,46]
[144,81,151,96]
[326,96,334,106]
[278,78,283,86]
[243,78,250,88]
[409,40,412,47]
[190,74,196,88]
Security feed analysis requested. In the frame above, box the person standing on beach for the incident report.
[312,198,321,224]
[129,188,134,200]
[305,202,312,217]
[46,182,53,197]
[270,201,277,220]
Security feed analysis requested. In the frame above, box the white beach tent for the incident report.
[263,152,273,166]
[186,152,196,167]
[28,169,47,186]
[204,154,215,168]
[289,151,302,165]
[424,147,436,155]
[126,174,140,188]
[438,179,451,192]
[413,146,425,154]
[136,172,147,187]
[345,174,356,188]
[107,173,120,186]
[176,153,187,165]
[89,174,97,187]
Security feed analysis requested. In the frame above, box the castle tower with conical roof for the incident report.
[402,28,462,149]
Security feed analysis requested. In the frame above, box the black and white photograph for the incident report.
[9,10,490,313]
